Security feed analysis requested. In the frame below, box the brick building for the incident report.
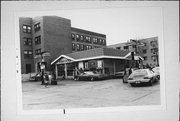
[19,16,106,74]
[108,37,159,67]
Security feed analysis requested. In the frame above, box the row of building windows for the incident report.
[24,49,41,59]
[71,33,106,45]
[22,23,40,34]
[116,46,158,55]
[23,36,41,46]
[72,43,100,51]
[24,50,33,58]
[143,55,158,62]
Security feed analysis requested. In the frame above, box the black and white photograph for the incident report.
[1,1,179,121]
[18,7,163,110]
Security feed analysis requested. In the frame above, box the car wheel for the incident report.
[130,83,136,87]
[148,80,153,86]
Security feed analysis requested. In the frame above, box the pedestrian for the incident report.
[43,73,49,87]
[41,71,44,85]
[123,67,128,83]
[129,67,132,76]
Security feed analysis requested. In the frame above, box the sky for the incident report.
[24,7,163,46]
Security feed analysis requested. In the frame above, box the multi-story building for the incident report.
[108,37,159,67]
[19,16,106,74]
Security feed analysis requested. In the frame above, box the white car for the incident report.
[152,66,160,79]
[127,69,158,86]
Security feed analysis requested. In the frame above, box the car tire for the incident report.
[130,83,136,87]
[148,80,153,86]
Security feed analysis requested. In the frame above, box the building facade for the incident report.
[51,47,134,79]
[19,16,106,74]
[108,37,159,67]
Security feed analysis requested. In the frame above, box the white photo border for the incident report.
[14,6,166,115]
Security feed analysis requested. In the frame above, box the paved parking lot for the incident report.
[22,79,160,110]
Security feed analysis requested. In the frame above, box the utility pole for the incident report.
[34,51,50,84]
[128,39,145,68]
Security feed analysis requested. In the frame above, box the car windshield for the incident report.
[152,67,159,73]
[83,71,96,75]
[132,69,148,75]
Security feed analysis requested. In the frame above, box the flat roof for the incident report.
[71,27,106,38]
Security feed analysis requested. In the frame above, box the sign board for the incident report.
[57,57,72,64]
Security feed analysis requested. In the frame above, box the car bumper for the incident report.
[78,76,100,81]
[127,79,150,84]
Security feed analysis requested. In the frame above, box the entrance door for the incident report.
[57,64,65,77]
[26,64,31,74]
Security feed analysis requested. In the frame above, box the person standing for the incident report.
[43,73,49,87]
[123,68,128,83]
[129,67,132,76]
[41,71,44,85]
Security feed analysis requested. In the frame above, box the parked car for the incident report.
[114,71,125,78]
[74,71,105,81]
[122,68,138,83]
[127,69,158,86]
[29,73,42,81]
[152,66,160,80]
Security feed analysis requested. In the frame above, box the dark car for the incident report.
[29,73,42,81]
[74,71,105,81]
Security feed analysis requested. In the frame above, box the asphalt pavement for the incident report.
[22,79,160,110]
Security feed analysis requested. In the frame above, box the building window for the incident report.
[151,48,158,54]
[34,23,40,32]
[80,35,84,42]
[35,49,41,55]
[80,44,84,51]
[35,36,41,45]
[150,41,157,47]
[76,44,80,51]
[84,62,88,69]
[72,43,76,51]
[99,39,102,44]
[22,25,31,33]
[151,55,157,61]
[92,37,98,44]
[23,38,32,46]
[123,46,129,50]
[24,50,33,58]
[94,46,99,49]
[87,45,92,50]
[102,39,106,45]
[71,33,75,40]
[142,49,147,54]
[132,45,136,48]
[143,56,147,60]
[76,34,80,41]
[116,47,121,50]
[143,42,147,46]
[85,36,91,43]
